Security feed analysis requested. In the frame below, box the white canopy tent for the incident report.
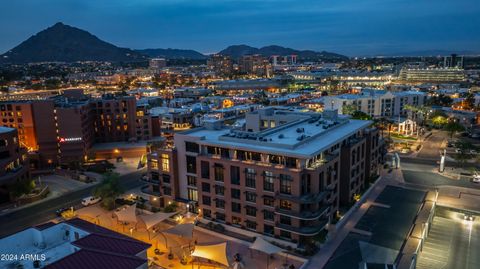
[115,204,137,223]
[249,237,284,269]
[191,242,229,267]
[76,205,105,224]
[139,211,177,230]
[138,211,178,240]
[250,237,283,255]
[163,223,195,239]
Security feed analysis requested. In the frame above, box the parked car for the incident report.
[55,207,69,216]
[81,196,102,206]
[473,173,480,183]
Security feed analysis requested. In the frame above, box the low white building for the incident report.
[322,90,426,118]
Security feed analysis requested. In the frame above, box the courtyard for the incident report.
[75,204,305,269]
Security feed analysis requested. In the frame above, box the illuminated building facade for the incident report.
[0,91,153,168]
[207,54,234,77]
[144,107,383,245]
[399,67,465,83]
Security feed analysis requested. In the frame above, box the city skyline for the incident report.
[1,0,479,56]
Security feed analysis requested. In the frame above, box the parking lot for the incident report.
[417,207,480,269]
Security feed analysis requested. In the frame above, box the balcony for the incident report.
[275,205,329,220]
[140,176,160,184]
[306,153,338,170]
[0,165,28,185]
[275,219,328,236]
[141,185,162,197]
[275,191,328,204]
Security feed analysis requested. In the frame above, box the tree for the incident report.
[431,115,448,127]
[453,141,473,168]
[463,93,476,110]
[342,104,356,115]
[444,121,465,138]
[374,117,394,138]
[350,110,372,120]
[11,180,36,198]
[428,94,453,107]
[93,172,123,210]
[429,110,449,127]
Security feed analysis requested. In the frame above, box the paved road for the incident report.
[417,131,448,159]
[401,162,479,189]
[417,207,480,269]
[0,170,145,238]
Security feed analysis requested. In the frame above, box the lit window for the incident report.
[161,154,169,172]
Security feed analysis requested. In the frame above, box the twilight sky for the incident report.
[1,0,479,56]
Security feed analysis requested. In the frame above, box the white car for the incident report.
[472,173,480,183]
[81,196,102,206]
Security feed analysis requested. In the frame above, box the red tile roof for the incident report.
[72,233,150,256]
[34,221,56,231]
[43,218,151,269]
[45,249,147,269]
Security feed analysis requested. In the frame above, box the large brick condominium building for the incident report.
[144,107,383,246]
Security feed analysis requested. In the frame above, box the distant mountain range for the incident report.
[218,44,348,61]
[135,48,207,60]
[0,23,351,64]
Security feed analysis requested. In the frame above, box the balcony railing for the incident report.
[275,205,329,220]
[275,191,328,204]
[140,177,160,184]
[275,219,328,236]
[141,185,162,197]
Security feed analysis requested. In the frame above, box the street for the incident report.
[417,131,448,159]
[401,162,479,189]
[0,170,145,238]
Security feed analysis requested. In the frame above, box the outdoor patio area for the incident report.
[75,204,304,269]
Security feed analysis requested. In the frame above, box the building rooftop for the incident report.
[0,218,150,269]
[182,110,371,158]
[0,126,15,133]
[45,249,147,269]
[72,233,150,256]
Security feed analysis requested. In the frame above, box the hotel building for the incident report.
[0,91,153,168]
[323,90,427,118]
[145,107,382,245]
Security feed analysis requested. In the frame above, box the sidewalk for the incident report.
[0,174,100,217]
[305,169,403,269]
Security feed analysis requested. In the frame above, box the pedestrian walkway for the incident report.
[305,171,402,269]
